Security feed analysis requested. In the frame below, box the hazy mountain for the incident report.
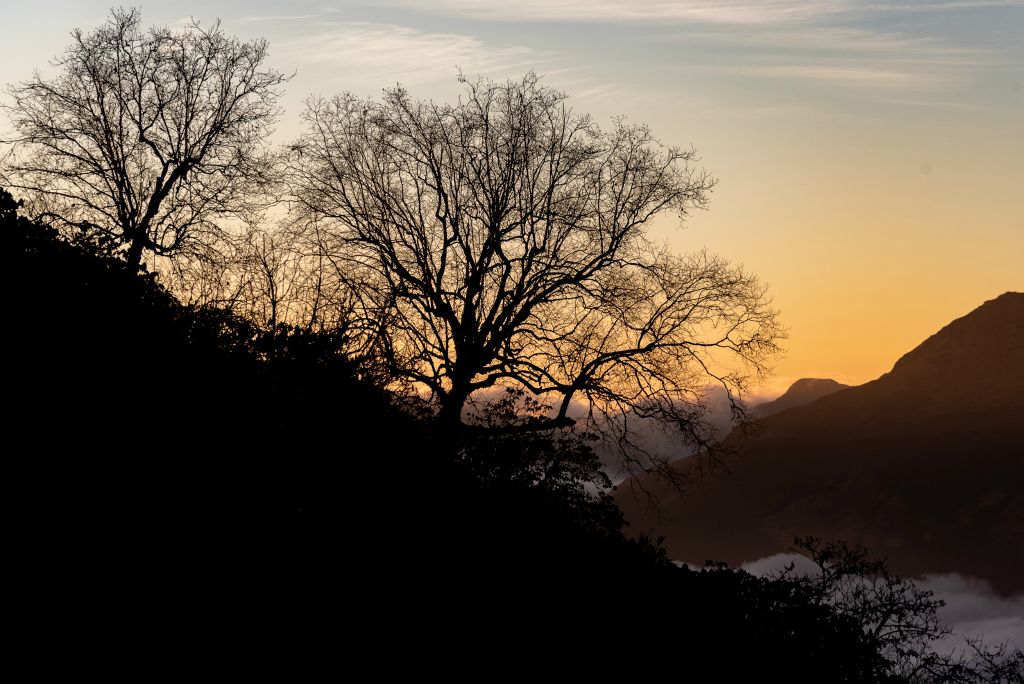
[749,378,850,419]
[597,385,745,483]
[615,292,1024,594]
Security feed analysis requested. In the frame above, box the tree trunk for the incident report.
[437,394,467,433]
[125,236,145,270]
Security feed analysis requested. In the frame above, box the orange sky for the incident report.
[2,2,1021,397]
[657,106,1023,395]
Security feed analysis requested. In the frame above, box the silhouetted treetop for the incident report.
[286,72,781,478]
[2,7,289,267]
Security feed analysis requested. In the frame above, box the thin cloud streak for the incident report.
[376,0,848,25]
[272,21,549,90]
[877,0,1024,9]
[877,96,996,110]
[666,26,994,64]
[637,22,1000,94]
[732,64,945,89]
[375,0,1024,24]
[237,15,324,23]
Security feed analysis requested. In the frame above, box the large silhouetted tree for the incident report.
[286,72,781,474]
[1,8,288,267]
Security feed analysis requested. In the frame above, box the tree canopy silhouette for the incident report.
[286,72,781,473]
[1,7,288,267]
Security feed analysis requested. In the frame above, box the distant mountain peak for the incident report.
[787,378,847,392]
[750,377,850,419]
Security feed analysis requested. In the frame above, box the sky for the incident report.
[1,0,1021,396]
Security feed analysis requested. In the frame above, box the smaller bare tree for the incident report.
[785,537,1023,683]
[1,7,289,268]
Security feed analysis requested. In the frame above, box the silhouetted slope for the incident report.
[616,293,1024,594]
[750,378,850,419]
[2,189,419,604]
[8,189,1012,676]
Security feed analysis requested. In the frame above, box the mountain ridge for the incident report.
[615,292,1024,594]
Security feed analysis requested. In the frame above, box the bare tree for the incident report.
[286,73,781,473]
[1,7,288,268]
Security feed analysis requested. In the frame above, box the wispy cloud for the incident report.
[877,96,995,110]
[673,26,993,65]
[236,14,324,23]
[732,64,944,89]
[375,0,848,25]
[272,21,549,90]
[361,1,1013,98]
[373,0,1024,25]
[880,0,1024,10]
[659,23,999,92]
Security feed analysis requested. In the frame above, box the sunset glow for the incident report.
[2,1,1021,395]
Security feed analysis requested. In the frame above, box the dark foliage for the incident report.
[3,183,408,613]
[4,187,1018,681]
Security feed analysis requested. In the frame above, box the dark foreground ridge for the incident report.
[4,188,1020,679]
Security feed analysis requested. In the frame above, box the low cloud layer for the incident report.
[742,554,1024,652]
[917,573,1024,653]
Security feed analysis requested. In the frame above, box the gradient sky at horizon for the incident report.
[2,1,1021,396]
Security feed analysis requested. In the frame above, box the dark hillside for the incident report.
[5,188,1015,678]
